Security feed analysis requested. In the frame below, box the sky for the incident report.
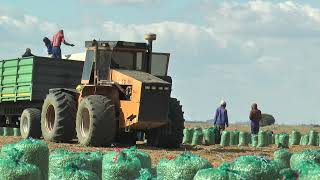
[1,0,320,124]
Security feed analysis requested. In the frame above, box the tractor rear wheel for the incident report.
[41,91,76,142]
[20,108,42,139]
[146,98,185,148]
[76,95,116,146]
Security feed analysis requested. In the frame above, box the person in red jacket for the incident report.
[249,103,262,134]
[52,30,74,59]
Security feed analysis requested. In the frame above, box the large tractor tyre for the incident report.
[147,98,185,148]
[76,95,116,146]
[20,108,42,139]
[41,91,76,142]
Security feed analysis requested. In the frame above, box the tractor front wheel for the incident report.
[76,95,116,146]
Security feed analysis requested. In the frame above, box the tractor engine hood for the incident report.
[111,69,172,129]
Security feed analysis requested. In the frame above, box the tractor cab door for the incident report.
[150,52,170,76]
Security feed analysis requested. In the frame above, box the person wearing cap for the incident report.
[213,100,229,134]
[22,48,35,57]
[249,103,262,134]
[52,29,75,59]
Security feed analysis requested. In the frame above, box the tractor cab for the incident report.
[81,34,170,85]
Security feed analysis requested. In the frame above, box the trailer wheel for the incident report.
[76,95,116,146]
[20,108,42,139]
[146,98,185,148]
[41,91,76,142]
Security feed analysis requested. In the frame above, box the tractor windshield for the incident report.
[111,51,144,70]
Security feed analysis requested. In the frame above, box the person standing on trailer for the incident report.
[43,37,53,57]
[52,29,75,59]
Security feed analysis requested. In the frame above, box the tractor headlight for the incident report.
[151,86,157,90]
[158,87,164,90]
[145,86,150,90]
[164,87,170,91]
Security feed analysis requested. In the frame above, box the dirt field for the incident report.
[0,123,319,167]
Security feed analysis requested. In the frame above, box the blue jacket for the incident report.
[214,106,229,126]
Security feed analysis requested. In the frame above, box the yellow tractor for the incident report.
[40,34,185,147]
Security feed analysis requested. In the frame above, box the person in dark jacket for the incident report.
[249,103,262,134]
[22,48,34,57]
[213,100,229,132]
[43,37,53,56]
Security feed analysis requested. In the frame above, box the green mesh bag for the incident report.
[203,128,216,145]
[220,131,230,147]
[271,133,275,144]
[275,134,279,145]
[251,134,258,147]
[279,168,298,180]
[230,131,239,145]
[218,162,248,180]
[273,149,292,169]
[278,133,289,148]
[13,128,21,136]
[136,168,156,180]
[79,151,103,179]
[299,165,320,180]
[0,158,40,180]
[229,155,280,180]
[156,152,212,180]
[49,149,83,179]
[292,160,320,180]
[0,127,4,136]
[183,128,193,144]
[308,130,319,146]
[257,130,268,147]
[266,130,273,145]
[192,128,203,145]
[300,135,309,145]
[290,150,320,170]
[290,130,301,145]
[1,139,49,180]
[3,127,13,136]
[238,131,249,146]
[50,160,100,180]
[193,168,228,180]
[247,132,252,144]
[102,151,142,180]
[122,146,151,169]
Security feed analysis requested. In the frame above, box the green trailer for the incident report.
[0,56,83,137]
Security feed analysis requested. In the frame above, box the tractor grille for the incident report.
[138,85,171,122]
